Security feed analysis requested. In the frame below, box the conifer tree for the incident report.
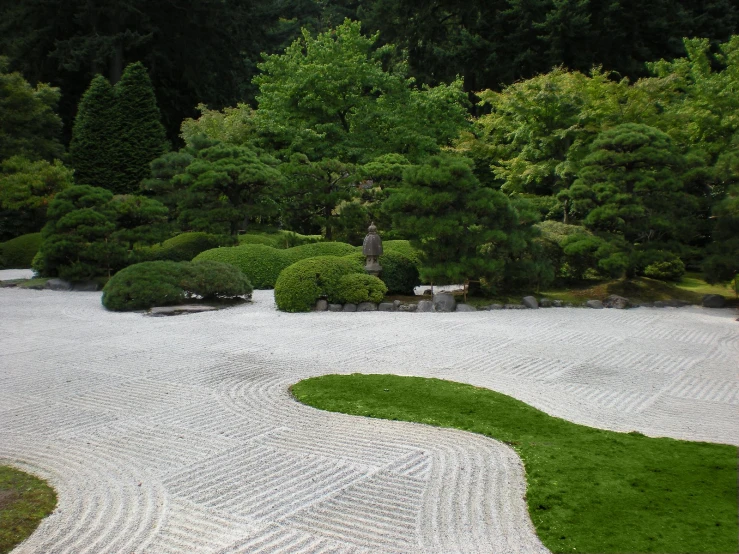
[114,62,167,194]
[69,75,119,188]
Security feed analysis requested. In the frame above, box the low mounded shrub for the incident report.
[0,233,42,269]
[333,273,387,304]
[342,250,419,295]
[237,230,322,249]
[283,242,357,264]
[274,256,364,312]
[102,260,252,311]
[144,232,235,262]
[643,258,686,282]
[382,240,421,265]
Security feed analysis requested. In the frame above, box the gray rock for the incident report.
[393,300,401,309]
[398,303,417,312]
[653,301,666,308]
[45,278,73,291]
[603,294,630,309]
[357,302,377,312]
[702,294,726,308]
[539,298,552,308]
[552,300,564,308]
[343,303,357,312]
[416,300,434,312]
[378,302,395,312]
[328,304,343,312]
[522,296,539,309]
[665,299,688,308]
[504,303,524,310]
[488,303,504,310]
[432,292,457,312]
[455,304,476,312]
[149,305,217,316]
[585,299,604,309]
[72,280,100,292]
[315,299,328,311]
[422,289,433,296]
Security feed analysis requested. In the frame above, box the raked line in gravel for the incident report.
[0,284,737,553]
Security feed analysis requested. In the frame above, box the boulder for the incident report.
[72,281,100,292]
[378,302,395,312]
[456,304,476,312]
[539,298,552,308]
[328,304,343,312]
[149,305,217,316]
[357,302,377,312]
[552,300,564,308]
[522,296,539,309]
[45,278,73,291]
[702,294,726,308]
[585,299,604,309]
[603,294,630,309]
[416,300,433,312]
[393,300,401,309]
[398,304,417,312]
[433,292,457,312]
[343,303,357,312]
[315,299,328,311]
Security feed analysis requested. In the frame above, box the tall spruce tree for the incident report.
[69,75,119,189]
[114,62,167,194]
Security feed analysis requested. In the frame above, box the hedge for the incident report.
[283,242,357,264]
[333,273,387,304]
[382,240,421,265]
[237,230,322,249]
[102,260,252,311]
[274,256,364,312]
[144,232,235,262]
[0,233,42,269]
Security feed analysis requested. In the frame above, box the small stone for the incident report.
[378,302,395,312]
[315,299,328,311]
[455,304,476,312]
[522,296,539,309]
[343,303,357,312]
[398,304,417,312]
[488,303,504,310]
[72,280,100,292]
[328,304,343,312]
[432,292,457,312]
[416,300,433,312]
[504,304,520,309]
[565,302,574,308]
[357,302,377,312]
[552,300,564,308]
[603,294,630,309]
[653,301,666,308]
[539,298,552,308]
[586,299,604,309]
[702,294,726,308]
[393,300,401,308]
[45,278,73,291]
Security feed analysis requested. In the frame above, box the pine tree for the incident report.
[69,75,119,189]
[114,62,167,194]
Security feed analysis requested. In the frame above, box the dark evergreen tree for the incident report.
[69,75,119,189]
[114,62,167,194]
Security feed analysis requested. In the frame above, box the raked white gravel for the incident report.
[0,283,737,553]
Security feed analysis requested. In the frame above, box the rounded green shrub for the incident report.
[377,250,419,295]
[194,244,286,289]
[643,257,686,281]
[333,273,387,304]
[0,233,42,269]
[382,240,421,265]
[237,234,280,248]
[274,256,363,312]
[102,260,252,311]
[145,232,235,262]
[237,230,322,249]
[283,242,357,264]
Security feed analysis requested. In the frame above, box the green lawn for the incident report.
[292,375,738,553]
[0,466,56,554]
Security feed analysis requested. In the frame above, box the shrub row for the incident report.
[102,260,252,311]
[237,230,322,249]
[0,233,42,269]
[143,232,235,262]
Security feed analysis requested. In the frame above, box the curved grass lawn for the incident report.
[0,466,56,554]
[291,375,738,553]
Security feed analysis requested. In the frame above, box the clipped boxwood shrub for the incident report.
[194,244,286,289]
[382,240,421,265]
[145,232,235,262]
[333,273,387,304]
[237,234,280,248]
[102,260,252,311]
[274,256,363,312]
[0,233,42,269]
[377,250,419,295]
[283,242,357,264]
[237,230,322,249]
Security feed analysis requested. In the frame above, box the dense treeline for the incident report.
[0,8,737,291]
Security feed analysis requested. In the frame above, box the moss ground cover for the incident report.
[0,466,56,554]
[292,374,738,553]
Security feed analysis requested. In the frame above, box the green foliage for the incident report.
[237,230,321,249]
[145,232,235,262]
[69,75,119,189]
[274,255,363,312]
[108,194,169,251]
[101,260,252,311]
[181,104,258,147]
[0,465,57,554]
[0,233,42,269]
[638,251,687,281]
[293,374,738,554]
[177,143,284,236]
[0,58,64,162]
[332,273,387,304]
[283,241,357,263]
[376,250,419,295]
[194,244,286,290]
[704,184,739,282]
[114,62,167,193]
[382,240,421,265]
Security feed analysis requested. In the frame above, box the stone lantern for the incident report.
[362,222,383,276]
